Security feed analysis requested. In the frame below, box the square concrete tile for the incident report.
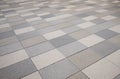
[26,41,54,57]
[108,35,120,47]
[82,15,97,21]
[26,17,41,22]
[37,12,50,17]
[40,59,79,79]
[0,49,29,69]
[76,13,89,18]
[7,16,24,23]
[0,59,37,79]
[91,41,120,57]
[112,12,120,17]
[12,22,30,30]
[0,30,15,40]
[85,20,119,33]
[0,36,18,46]
[14,27,35,35]
[114,74,120,79]
[92,18,106,24]
[78,34,105,47]
[85,25,105,34]
[38,26,59,35]
[67,71,89,79]
[109,25,120,33]
[95,9,108,13]
[82,59,120,79]
[43,30,66,40]
[34,21,51,29]
[31,49,65,70]
[0,42,23,56]
[77,22,96,29]
[21,71,42,79]
[17,31,40,41]
[69,49,102,70]
[50,35,76,47]
[45,14,72,21]
[105,49,120,68]
[102,15,117,20]
[21,35,46,47]
[62,26,80,34]
[41,14,54,19]
[0,26,12,33]
[69,30,92,40]
[58,41,87,57]
[96,29,118,39]
[29,19,43,26]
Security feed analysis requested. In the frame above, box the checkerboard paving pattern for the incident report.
[0,0,120,79]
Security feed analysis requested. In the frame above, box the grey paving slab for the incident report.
[96,29,118,39]
[0,27,12,33]
[12,22,30,30]
[0,31,15,40]
[0,42,23,56]
[0,36,19,46]
[112,12,120,17]
[69,30,92,40]
[91,41,120,57]
[21,35,46,48]
[26,41,54,57]
[41,14,54,19]
[69,49,102,70]
[67,71,89,79]
[17,31,40,41]
[33,21,51,29]
[37,26,59,34]
[92,18,106,24]
[86,20,120,33]
[108,35,120,47]
[62,26,80,34]
[85,24,105,33]
[76,13,89,18]
[50,35,76,47]
[29,20,43,26]
[58,41,87,57]
[40,59,79,79]
[114,74,120,79]
[0,19,7,25]
[0,59,37,79]
[7,16,24,23]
